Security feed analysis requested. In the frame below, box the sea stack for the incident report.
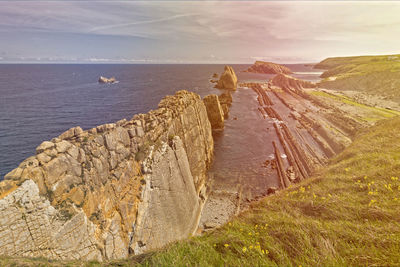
[215,66,238,90]
[203,94,225,129]
[246,61,292,74]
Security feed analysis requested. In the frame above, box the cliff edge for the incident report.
[0,90,214,261]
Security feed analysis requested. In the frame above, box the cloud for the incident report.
[0,1,400,63]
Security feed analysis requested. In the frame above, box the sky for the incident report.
[0,1,400,64]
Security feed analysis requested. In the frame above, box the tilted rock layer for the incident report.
[0,90,213,261]
[270,74,316,94]
[246,61,293,74]
[216,66,238,90]
[203,94,225,130]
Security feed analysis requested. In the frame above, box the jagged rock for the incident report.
[221,104,229,119]
[218,91,233,107]
[0,90,213,261]
[0,180,102,261]
[203,94,224,129]
[270,74,316,93]
[36,141,55,154]
[59,126,83,140]
[245,61,292,74]
[215,66,238,90]
[56,140,72,153]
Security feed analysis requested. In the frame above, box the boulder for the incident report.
[215,66,238,90]
[203,95,224,129]
[246,61,292,74]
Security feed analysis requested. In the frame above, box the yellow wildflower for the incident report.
[242,247,247,253]
[368,199,377,207]
[313,193,317,198]
[391,176,399,181]
[345,167,350,172]
[299,186,305,193]
[224,244,229,247]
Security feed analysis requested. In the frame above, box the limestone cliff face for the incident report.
[0,90,213,261]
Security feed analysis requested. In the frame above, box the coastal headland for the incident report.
[0,58,399,264]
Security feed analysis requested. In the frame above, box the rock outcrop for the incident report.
[218,92,233,119]
[270,74,316,94]
[98,76,117,83]
[0,90,213,261]
[203,95,225,130]
[245,61,292,74]
[215,66,238,90]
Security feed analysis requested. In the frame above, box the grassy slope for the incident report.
[315,55,400,101]
[309,90,400,123]
[131,116,400,267]
[2,117,400,267]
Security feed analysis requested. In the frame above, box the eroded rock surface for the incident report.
[203,94,225,130]
[0,90,213,261]
[245,61,292,74]
[215,66,238,90]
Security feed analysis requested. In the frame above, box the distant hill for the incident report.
[316,54,400,102]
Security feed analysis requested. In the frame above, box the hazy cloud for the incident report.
[0,1,399,63]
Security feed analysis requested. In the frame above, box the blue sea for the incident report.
[0,64,322,181]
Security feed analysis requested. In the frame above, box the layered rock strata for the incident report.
[215,66,238,90]
[0,90,214,261]
[245,61,292,74]
[203,95,225,130]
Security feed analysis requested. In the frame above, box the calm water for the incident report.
[0,63,321,179]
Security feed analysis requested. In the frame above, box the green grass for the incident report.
[2,117,400,266]
[309,90,400,122]
[315,54,400,101]
[129,116,400,267]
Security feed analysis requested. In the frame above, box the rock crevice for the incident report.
[0,90,214,261]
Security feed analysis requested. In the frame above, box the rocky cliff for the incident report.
[215,66,238,90]
[0,90,214,261]
[245,61,292,74]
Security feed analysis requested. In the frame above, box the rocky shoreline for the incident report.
[0,89,232,261]
[0,64,391,262]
